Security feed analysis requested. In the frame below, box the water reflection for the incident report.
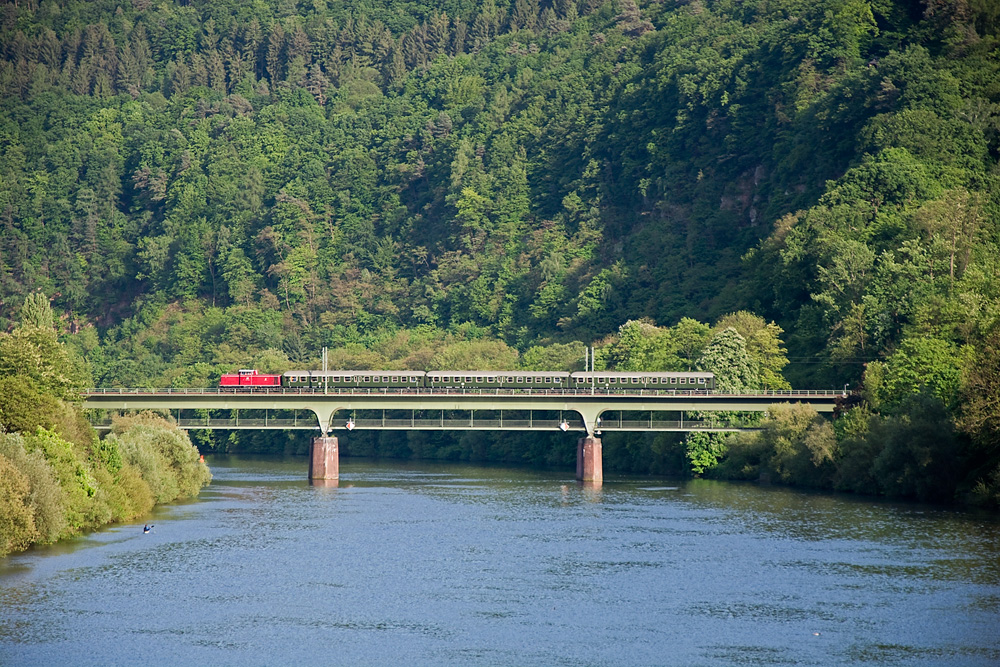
[1,456,998,667]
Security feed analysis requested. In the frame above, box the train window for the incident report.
[331,376,339,382]
[544,377,552,383]
[631,377,639,384]
[466,376,473,382]
[487,377,495,383]
[516,377,524,383]
[506,377,514,383]
[698,378,706,384]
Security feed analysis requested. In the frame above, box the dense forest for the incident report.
[1,0,998,507]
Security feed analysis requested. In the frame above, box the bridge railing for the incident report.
[87,417,750,432]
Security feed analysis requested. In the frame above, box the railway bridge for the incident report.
[83,387,844,485]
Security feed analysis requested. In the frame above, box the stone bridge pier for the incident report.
[309,436,339,483]
[577,435,602,483]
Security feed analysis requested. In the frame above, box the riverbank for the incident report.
[0,413,211,557]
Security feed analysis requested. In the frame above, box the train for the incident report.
[220,369,716,391]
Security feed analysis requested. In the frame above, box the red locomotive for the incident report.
[219,369,282,387]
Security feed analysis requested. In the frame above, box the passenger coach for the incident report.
[283,370,425,389]
[425,371,569,390]
[570,372,715,391]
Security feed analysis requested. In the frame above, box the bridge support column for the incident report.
[576,435,602,483]
[309,436,339,482]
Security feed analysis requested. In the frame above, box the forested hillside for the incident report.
[1,0,998,504]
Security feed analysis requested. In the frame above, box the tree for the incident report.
[957,330,1000,506]
[871,392,961,502]
[686,431,729,475]
[0,454,38,557]
[697,327,758,393]
[520,342,585,370]
[19,291,54,330]
[0,328,88,400]
[882,336,970,408]
[671,318,711,371]
[714,312,791,389]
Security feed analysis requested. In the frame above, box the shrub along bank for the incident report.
[0,413,211,558]
[0,296,211,557]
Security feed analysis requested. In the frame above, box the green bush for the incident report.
[108,413,212,503]
[0,453,38,557]
[0,434,66,544]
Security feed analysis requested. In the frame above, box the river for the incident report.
[2,456,998,666]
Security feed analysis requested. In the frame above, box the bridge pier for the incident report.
[309,436,339,482]
[576,435,602,483]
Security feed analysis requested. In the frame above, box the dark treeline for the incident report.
[1,0,998,507]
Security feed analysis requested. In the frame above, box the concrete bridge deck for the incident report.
[83,386,842,435]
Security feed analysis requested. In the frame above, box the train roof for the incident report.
[569,371,714,378]
[282,370,426,377]
[425,370,569,377]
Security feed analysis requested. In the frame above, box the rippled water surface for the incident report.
[2,456,999,666]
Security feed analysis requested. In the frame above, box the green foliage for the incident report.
[714,312,791,390]
[428,338,520,369]
[711,403,833,487]
[601,318,712,371]
[955,329,1000,507]
[685,431,729,475]
[0,325,89,400]
[0,433,66,544]
[0,453,40,557]
[23,427,100,532]
[520,341,586,370]
[713,396,963,502]
[0,334,211,556]
[107,413,213,503]
[880,337,971,408]
[867,393,960,501]
[697,327,759,392]
[0,377,60,434]
[19,292,54,329]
